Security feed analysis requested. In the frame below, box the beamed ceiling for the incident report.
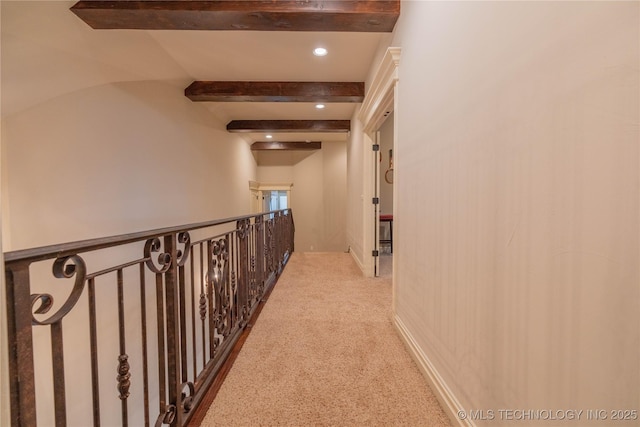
[70,1,400,32]
[185,81,365,103]
[3,1,400,165]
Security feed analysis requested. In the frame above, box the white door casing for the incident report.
[357,47,401,280]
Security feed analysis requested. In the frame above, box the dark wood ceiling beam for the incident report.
[186,81,364,103]
[251,141,322,151]
[227,120,350,133]
[70,1,400,32]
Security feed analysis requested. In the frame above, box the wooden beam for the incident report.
[227,120,350,133]
[70,1,400,32]
[185,82,364,103]
[251,141,322,151]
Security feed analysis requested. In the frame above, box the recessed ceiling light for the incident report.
[266,134,273,139]
[313,47,328,57]
[315,104,325,109]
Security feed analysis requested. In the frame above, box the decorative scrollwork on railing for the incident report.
[237,218,250,239]
[30,294,53,315]
[5,209,295,427]
[265,219,276,274]
[208,238,232,340]
[230,270,237,293]
[180,381,195,412]
[117,354,131,400]
[250,254,257,300]
[30,254,87,326]
[154,404,176,427]
[176,231,191,267]
[236,219,251,325]
[199,293,207,320]
[211,237,227,260]
[239,305,249,329]
[144,237,172,274]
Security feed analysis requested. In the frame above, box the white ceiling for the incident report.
[1,1,388,149]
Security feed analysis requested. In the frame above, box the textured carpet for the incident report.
[199,252,451,427]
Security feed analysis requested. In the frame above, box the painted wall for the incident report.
[1,4,257,425]
[2,81,256,251]
[1,0,257,251]
[0,5,8,421]
[316,142,347,252]
[1,82,258,427]
[378,112,394,250]
[257,142,347,252]
[4,1,637,425]
[379,112,394,216]
[346,109,367,270]
[257,165,294,184]
[362,1,639,425]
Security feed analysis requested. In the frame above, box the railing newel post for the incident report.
[5,262,37,427]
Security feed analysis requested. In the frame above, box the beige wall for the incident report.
[257,165,294,184]
[317,142,347,252]
[257,142,347,252]
[379,112,394,216]
[378,112,394,248]
[346,110,367,268]
[355,1,639,425]
[1,5,258,424]
[2,0,259,251]
[0,3,8,421]
[1,80,258,426]
[2,80,256,251]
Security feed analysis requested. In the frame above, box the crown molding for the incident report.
[358,47,401,134]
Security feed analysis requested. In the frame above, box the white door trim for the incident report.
[357,47,401,279]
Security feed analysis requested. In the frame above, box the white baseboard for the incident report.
[394,315,475,427]
[349,249,368,276]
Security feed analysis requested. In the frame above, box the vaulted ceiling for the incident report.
[2,1,399,164]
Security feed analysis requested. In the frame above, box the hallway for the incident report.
[3,3,638,426]
[198,252,450,426]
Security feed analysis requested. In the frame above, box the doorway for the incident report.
[358,47,400,279]
[263,190,288,212]
[248,181,293,215]
[377,112,394,277]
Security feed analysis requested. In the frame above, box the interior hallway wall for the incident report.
[2,0,258,251]
[364,1,639,425]
[378,112,394,249]
[346,109,366,269]
[0,5,8,422]
[257,165,294,184]
[2,81,256,251]
[1,79,258,427]
[1,4,257,425]
[379,112,394,216]
[257,142,347,252]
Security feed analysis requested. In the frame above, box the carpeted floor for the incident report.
[199,252,451,427]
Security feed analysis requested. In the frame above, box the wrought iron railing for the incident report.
[4,209,294,427]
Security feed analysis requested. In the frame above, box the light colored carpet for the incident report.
[199,252,451,427]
